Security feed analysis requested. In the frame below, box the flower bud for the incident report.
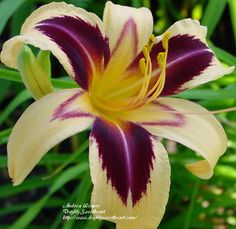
[17,45,53,100]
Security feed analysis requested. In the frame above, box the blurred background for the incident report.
[0,0,236,228]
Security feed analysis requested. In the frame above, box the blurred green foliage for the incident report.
[0,0,236,229]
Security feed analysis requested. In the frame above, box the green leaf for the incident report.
[183,180,201,229]
[228,0,236,44]
[49,163,89,195]
[10,163,88,229]
[210,44,236,67]
[0,89,31,126]
[201,0,227,37]
[0,128,12,139]
[0,156,7,168]
[0,68,77,88]
[39,154,80,166]
[0,203,30,216]
[0,153,85,168]
[66,0,92,8]
[215,165,236,179]
[62,171,92,229]
[10,0,33,36]
[0,68,22,83]
[51,78,78,89]
[43,140,89,180]
[0,197,65,217]
[0,0,26,35]
[131,0,142,7]
[50,182,83,229]
[207,195,236,209]
[0,178,53,199]
[175,88,236,100]
[84,221,103,229]
[8,195,49,229]
[0,128,12,146]
[0,79,11,104]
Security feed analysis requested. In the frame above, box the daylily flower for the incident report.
[0,2,234,228]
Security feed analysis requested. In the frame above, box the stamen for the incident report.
[148,34,155,50]
[105,34,167,102]
[89,33,170,113]
[139,58,146,76]
[145,32,170,103]
[130,35,155,107]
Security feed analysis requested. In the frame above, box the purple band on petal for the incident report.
[111,18,138,57]
[152,35,214,96]
[36,16,110,90]
[51,91,92,121]
[91,119,155,206]
[128,34,214,96]
[141,102,185,127]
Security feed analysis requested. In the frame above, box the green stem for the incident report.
[183,179,201,229]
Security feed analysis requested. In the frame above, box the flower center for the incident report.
[88,32,169,118]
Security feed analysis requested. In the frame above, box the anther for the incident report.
[148,34,155,51]
[139,58,146,75]
[162,32,170,50]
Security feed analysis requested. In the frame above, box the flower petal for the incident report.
[103,1,153,53]
[8,89,95,185]
[126,97,227,179]
[158,19,235,95]
[129,19,234,95]
[101,2,153,86]
[89,119,170,229]
[0,2,110,90]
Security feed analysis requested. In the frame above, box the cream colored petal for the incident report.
[100,1,153,91]
[8,89,95,185]
[0,2,107,86]
[103,1,153,53]
[99,20,139,90]
[89,135,170,229]
[137,97,227,179]
[153,19,234,88]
